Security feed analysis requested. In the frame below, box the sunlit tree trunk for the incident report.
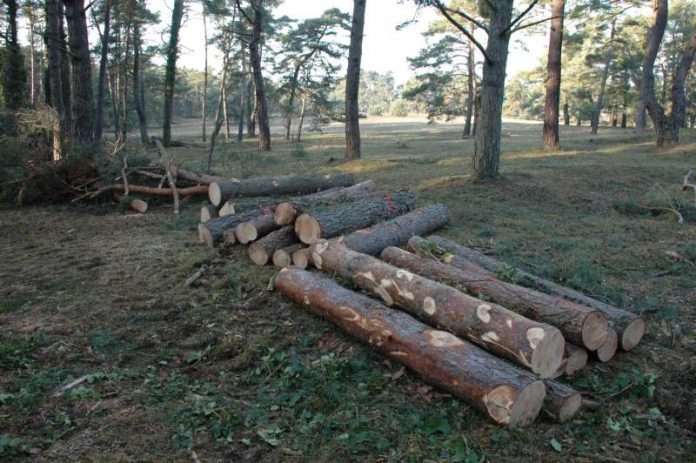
[542,0,565,150]
[637,0,668,136]
[345,0,366,159]
[590,21,615,136]
[163,0,185,146]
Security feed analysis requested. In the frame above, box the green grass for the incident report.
[0,118,695,461]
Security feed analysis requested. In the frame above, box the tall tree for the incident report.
[590,20,616,135]
[45,0,65,128]
[542,0,565,150]
[163,0,186,146]
[345,0,366,160]
[202,0,209,142]
[666,31,696,142]
[2,0,27,111]
[636,0,668,133]
[64,0,94,142]
[94,0,112,141]
[132,19,149,143]
[235,0,272,151]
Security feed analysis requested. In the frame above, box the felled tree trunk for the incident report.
[312,242,564,378]
[272,243,305,269]
[425,235,644,351]
[404,237,608,351]
[208,173,355,206]
[295,190,416,244]
[235,211,278,244]
[594,328,617,363]
[291,247,313,269]
[559,343,588,377]
[274,268,546,427]
[336,204,449,256]
[543,380,582,422]
[274,180,378,225]
[198,209,266,247]
[89,184,208,200]
[248,226,298,266]
[200,205,217,223]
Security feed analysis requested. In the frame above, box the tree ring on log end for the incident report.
[198,223,214,247]
[581,311,609,351]
[295,214,321,244]
[557,391,582,422]
[508,380,546,428]
[565,347,588,376]
[621,318,645,351]
[596,328,618,362]
[208,182,222,206]
[530,328,564,379]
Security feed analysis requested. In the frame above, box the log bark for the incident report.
[292,247,313,269]
[425,235,644,351]
[198,209,267,247]
[405,237,608,351]
[235,210,278,244]
[274,180,378,225]
[344,0,366,159]
[274,268,546,427]
[248,226,298,266]
[295,190,416,245]
[273,244,305,269]
[88,184,208,200]
[543,380,582,422]
[175,168,239,186]
[208,173,355,206]
[312,242,564,378]
[335,204,449,256]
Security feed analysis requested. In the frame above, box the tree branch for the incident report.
[433,1,492,64]
[504,0,539,36]
[512,15,562,33]
[445,6,488,33]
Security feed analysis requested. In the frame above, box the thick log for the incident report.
[543,380,582,422]
[295,190,416,244]
[594,328,618,363]
[335,204,450,256]
[200,205,217,223]
[274,180,378,225]
[426,235,644,351]
[406,237,608,351]
[198,209,266,247]
[248,226,298,266]
[312,242,564,378]
[292,248,313,269]
[114,193,148,214]
[208,173,356,206]
[274,268,546,427]
[235,211,278,244]
[273,244,306,268]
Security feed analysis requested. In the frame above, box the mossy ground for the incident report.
[1,118,695,461]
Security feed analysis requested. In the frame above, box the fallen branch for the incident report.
[86,184,208,200]
[153,138,180,215]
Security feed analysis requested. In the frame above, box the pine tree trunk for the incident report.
[275,268,547,427]
[207,58,229,173]
[162,0,185,146]
[296,94,307,142]
[202,4,208,143]
[45,1,64,126]
[27,4,37,106]
[590,21,615,136]
[246,79,255,136]
[59,2,73,135]
[637,0,668,140]
[249,0,271,151]
[472,0,514,180]
[94,0,111,141]
[2,0,26,112]
[463,38,475,137]
[120,1,134,142]
[312,242,565,378]
[563,102,570,126]
[345,0,366,159]
[285,67,301,141]
[237,42,247,143]
[665,31,696,144]
[63,0,93,142]
[133,23,150,143]
[542,0,565,150]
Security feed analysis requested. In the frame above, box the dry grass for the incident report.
[1,117,695,461]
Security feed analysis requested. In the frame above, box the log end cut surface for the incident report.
[621,318,645,351]
[530,328,565,379]
[235,222,258,244]
[200,207,212,223]
[581,311,609,351]
[208,182,222,206]
[295,214,321,244]
[198,223,214,247]
[596,328,618,362]
[249,243,270,266]
[272,250,292,268]
[556,392,582,422]
[274,202,297,226]
[503,380,546,428]
[292,248,312,269]
[565,347,588,376]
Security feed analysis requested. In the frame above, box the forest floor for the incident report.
[1,117,696,462]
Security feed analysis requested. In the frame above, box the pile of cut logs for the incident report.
[195,172,645,428]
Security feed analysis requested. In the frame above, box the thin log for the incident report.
[425,235,644,351]
[295,190,416,244]
[88,184,208,200]
[208,173,356,206]
[235,210,278,244]
[176,168,238,186]
[292,247,313,269]
[543,380,582,422]
[274,268,546,427]
[312,242,565,378]
[198,209,267,247]
[406,237,608,351]
[274,180,378,225]
[273,244,305,268]
[248,226,298,266]
[153,138,180,215]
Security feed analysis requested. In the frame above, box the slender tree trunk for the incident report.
[133,22,150,143]
[120,1,135,141]
[590,21,615,135]
[208,58,229,173]
[59,2,73,135]
[345,0,366,159]
[45,0,65,155]
[94,0,111,141]
[2,0,26,111]
[27,5,36,106]
[163,0,185,146]
[463,38,475,137]
[222,82,231,140]
[563,101,570,125]
[202,3,208,142]
[296,93,307,142]
[472,0,514,181]
[665,31,696,144]
[637,0,668,137]
[285,67,301,141]
[63,0,93,142]
[542,0,565,150]
[248,0,271,151]
[237,46,247,142]
[248,80,257,136]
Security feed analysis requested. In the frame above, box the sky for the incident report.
[149,0,548,85]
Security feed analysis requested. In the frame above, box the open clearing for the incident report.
[1,117,695,461]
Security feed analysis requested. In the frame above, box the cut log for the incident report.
[115,193,148,214]
[406,237,608,351]
[218,201,235,217]
[198,209,266,247]
[175,168,239,186]
[235,211,279,245]
[292,248,313,269]
[563,343,588,376]
[335,204,450,256]
[274,180,378,225]
[200,205,216,223]
[208,173,356,206]
[248,226,299,266]
[274,268,546,427]
[426,235,644,351]
[273,244,306,268]
[295,190,416,245]
[594,328,618,363]
[222,229,236,244]
[543,380,582,422]
[312,242,564,378]
[88,184,208,199]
